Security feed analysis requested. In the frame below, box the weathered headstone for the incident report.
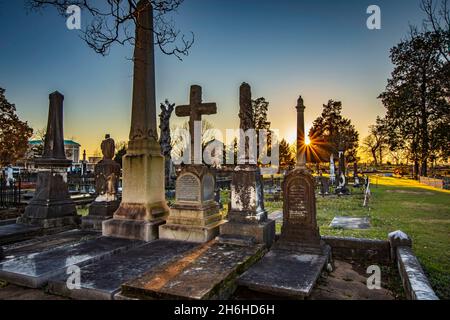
[329,154,336,186]
[353,162,361,187]
[319,175,330,196]
[238,96,330,299]
[159,85,223,243]
[17,92,79,229]
[219,83,275,247]
[82,135,121,230]
[103,1,169,241]
[335,150,349,195]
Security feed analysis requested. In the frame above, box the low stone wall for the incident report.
[322,236,391,264]
[419,176,444,189]
[396,247,438,300]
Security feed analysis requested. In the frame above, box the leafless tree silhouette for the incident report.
[26,0,194,59]
[421,0,450,62]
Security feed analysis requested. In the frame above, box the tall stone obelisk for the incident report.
[18,92,79,229]
[296,96,307,168]
[103,1,169,241]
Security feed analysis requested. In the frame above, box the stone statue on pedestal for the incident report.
[82,134,121,230]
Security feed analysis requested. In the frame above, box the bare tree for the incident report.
[26,0,194,59]
[421,0,450,62]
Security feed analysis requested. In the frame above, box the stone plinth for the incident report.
[103,139,169,242]
[219,165,275,248]
[18,169,79,229]
[160,165,223,243]
[82,157,121,231]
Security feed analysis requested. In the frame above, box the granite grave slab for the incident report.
[238,246,331,299]
[330,217,371,230]
[0,237,143,288]
[2,230,100,262]
[0,223,42,246]
[120,240,265,300]
[47,239,198,300]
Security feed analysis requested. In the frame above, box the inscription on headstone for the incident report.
[202,174,215,202]
[177,174,200,202]
[288,180,307,221]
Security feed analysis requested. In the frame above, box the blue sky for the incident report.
[0,0,425,155]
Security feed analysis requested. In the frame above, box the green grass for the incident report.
[266,176,450,299]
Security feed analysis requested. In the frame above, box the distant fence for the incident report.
[419,176,446,189]
[0,178,22,208]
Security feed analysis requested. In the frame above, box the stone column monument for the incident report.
[82,135,121,230]
[274,96,325,253]
[219,83,275,248]
[336,149,349,195]
[159,85,224,243]
[103,1,169,241]
[18,91,79,229]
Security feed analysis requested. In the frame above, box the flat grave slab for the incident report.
[330,217,371,230]
[0,237,143,288]
[237,246,331,299]
[2,230,100,262]
[0,223,42,246]
[47,239,198,300]
[121,241,265,300]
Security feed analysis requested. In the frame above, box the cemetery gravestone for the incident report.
[219,83,275,247]
[159,86,223,243]
[103,1,169,241]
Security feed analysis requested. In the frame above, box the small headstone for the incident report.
[82,135,121,230]
[319,176,330,196]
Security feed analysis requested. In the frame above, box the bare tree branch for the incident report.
[26,0,194,60]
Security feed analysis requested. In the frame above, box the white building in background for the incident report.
[28,139,81,164]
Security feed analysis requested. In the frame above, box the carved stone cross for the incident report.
[176,85,217,162]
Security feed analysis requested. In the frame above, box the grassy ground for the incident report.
[264,175,450,299]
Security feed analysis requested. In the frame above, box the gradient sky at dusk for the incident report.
[0,0,425,156]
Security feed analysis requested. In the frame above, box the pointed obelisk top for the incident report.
[129,0,158,144]
[296,95,307,169]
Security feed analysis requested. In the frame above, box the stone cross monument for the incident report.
[274,96,325,253]
[82,134,121,230]
[219,82,275,248]
[103,1,169,241]
[175,85,217,164]
[159,85,223,243]
[18,92,79,229]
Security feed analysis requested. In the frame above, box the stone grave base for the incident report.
[159,221,223,243]
[47,239,198,300]
[0,237,143,288]
[82,216,112,231]
[0,224,42,246]
[238,245,331,299]
[119,240,265,300]
[16,215,80,230]
[103,218,165,242]
[219,219,275,248]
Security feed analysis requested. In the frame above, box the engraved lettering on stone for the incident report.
[288,181,307,221]
[177,174,200,202]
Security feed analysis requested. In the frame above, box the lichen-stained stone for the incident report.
[238,246,331,299]
[120,240,265,300]
[47,239,198,300]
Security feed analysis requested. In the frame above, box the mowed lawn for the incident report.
[265,175,450,299]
